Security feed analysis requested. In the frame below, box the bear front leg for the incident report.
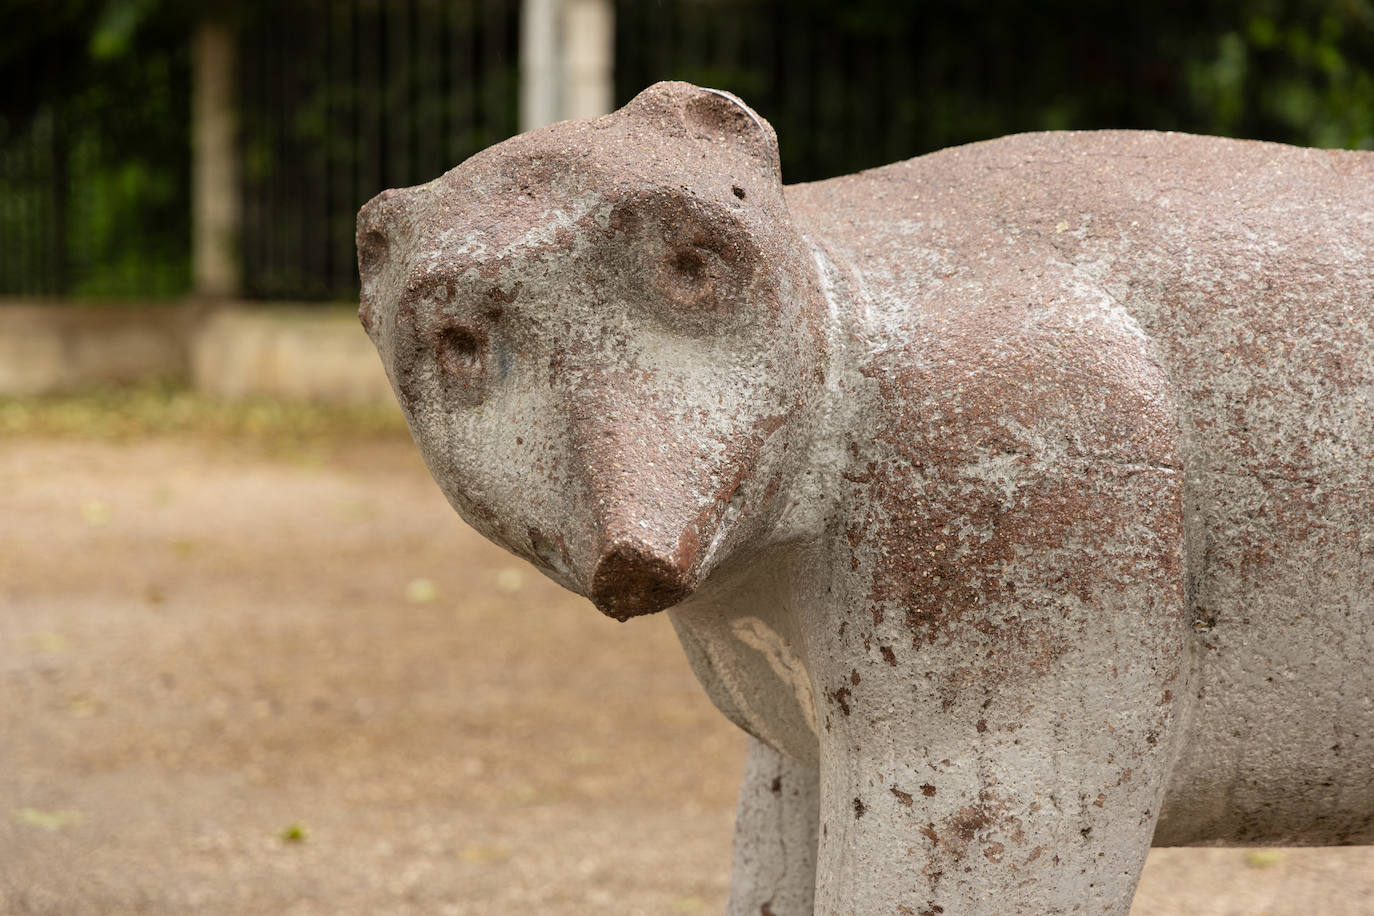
[808,463,1190,914]
[812,688,1184,916]
[727,735,820,916]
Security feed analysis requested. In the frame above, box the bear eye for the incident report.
[659,245,725,312]
[670,248,710,285]
[437,325,486,377]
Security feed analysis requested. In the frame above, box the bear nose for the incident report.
[589,540,697,620]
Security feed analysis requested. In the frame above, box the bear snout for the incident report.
[589,540,698,620]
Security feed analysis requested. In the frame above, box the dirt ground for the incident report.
[3,422,1373,914]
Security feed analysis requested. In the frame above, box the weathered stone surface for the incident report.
[358,81,1374,914]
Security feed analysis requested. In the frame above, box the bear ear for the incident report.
[356,187,404,282]
[624,82,782,183]
[356,225,389,284]
[356,187,406,333]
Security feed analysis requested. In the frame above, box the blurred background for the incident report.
[2,0,1372,304]
[2,1,1373,914]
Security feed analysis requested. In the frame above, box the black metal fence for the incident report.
[617,0,916,185]
[0,10,193,299]
[240,0,520,300]
[2,0,1371,301]
[0,0,519,301]
[0,103,70,298]
[617,0,1374,185]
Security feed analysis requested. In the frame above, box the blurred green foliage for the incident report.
[235,0,520,300]
[0,0,193,297]
[618,0,1374,182]
[1,0,1370,298]
[1194,3,1374,148]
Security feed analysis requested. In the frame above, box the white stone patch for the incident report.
[731,616,819,736]
[502,193,605,256]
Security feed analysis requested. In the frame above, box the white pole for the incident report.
[562,0,614,122]
[520,0,562,131]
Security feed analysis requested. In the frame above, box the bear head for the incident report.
[357,81,828,620]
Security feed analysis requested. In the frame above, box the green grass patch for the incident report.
[0,383,408,447]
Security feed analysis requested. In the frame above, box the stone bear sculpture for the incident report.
[357,81,1374,914]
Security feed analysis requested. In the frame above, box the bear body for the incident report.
[358,82,1374,914]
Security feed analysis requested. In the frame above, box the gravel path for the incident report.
[2,435,1370,914]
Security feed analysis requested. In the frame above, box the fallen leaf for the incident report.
[81,500,112,526]
[458,843,510,864]
[1244,849,1285,869]
[35,631,66,653]
[14,808,83,831]
[405,578,438,604]
[494,568,525,594]
[278,822,309,843]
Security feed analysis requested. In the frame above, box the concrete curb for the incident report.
[190,305,393,405]
[0,299,393,406]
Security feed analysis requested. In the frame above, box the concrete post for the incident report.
[520,0,561,131]
[519,0,614,130]
[192,18,241,299]
[563,0,615,122]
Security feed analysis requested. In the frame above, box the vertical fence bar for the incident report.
[449,0,473,166]
[433,0,451,177]
[418,0,441,180]
[385,0,405,189]
[264,8,280,296]
[330,0,351,295]
[322,0,336,294]
[1,143,10,292]
[24,119,38,294]
[50,96,68,295]
[304,1,325,298]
